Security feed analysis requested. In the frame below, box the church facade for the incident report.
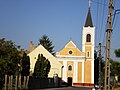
[56,7,95,86]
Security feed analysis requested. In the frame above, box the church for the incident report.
[56,6,95,86]
[28,1,95,87]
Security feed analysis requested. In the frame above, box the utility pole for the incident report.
[98,43,102,90]
[104,0,114,90]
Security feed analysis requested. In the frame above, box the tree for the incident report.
[0,38,20,88]
[21,52,30,76]
[110,59,120,75]
[110,59,120,81]
[94,50,105,85]
[0,38,20,74]
[38,35,55,55]
[114,48,120,57]
[33,54,51,78]
[94,51,99,84]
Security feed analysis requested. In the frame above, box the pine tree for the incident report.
[38,35,55,55]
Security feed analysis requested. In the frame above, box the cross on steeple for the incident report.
[88,0,91,8]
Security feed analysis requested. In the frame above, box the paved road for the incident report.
[43,86,94,90]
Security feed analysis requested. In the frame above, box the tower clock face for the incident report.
[69,50,72,54]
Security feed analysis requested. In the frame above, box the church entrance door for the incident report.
[67,77,72,86]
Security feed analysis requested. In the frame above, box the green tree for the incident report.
[110,59,120,81]
[114,48,120,57]
[94,51,99,84]
[0,38,20,88]
[38,35,55,55]
[33,54,51,78]
[21,52,30,76]
[94,50,105,85]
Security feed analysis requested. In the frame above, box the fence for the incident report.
[4,75,65,90]
[28,77,62,89]
[4,75,29,90]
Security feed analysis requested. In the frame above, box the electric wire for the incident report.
[111,0,120,51]
[113,0,116,9]
[91,0,108,6]
[99,0,106,43]
[101,48,105,58]
[90,0,106,46]
[113,14,119,30]
[91,0,107,57]
[91,0,120,59]
[95,0,99,46]
[102,18,108,46]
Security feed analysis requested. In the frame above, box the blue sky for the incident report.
[0,0,120,60]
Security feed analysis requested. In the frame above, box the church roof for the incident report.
[84,8,93,27]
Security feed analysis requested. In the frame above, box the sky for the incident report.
[0,0,120,61]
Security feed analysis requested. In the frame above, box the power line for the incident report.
[113,0,116,8]
[91,0,108,6]
[99,0,106,42]
[102,9,120,46]
[102,19,108,46]
[95,0,99,46]
[91,0,108,46]
[112,9,120,29]
[101,48,105,56]
[113,14,119,30]
[92,0,107,46]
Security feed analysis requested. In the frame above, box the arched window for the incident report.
[86,34,91,42]
[87,51,90,57]
[68,65,72,71]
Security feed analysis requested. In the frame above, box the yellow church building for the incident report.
[28,41,62,78]
[56,7,95,86]
[27,2,95,87]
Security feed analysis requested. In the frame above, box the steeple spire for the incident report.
[84,0,93,27]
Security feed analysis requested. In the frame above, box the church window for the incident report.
[69,50,73,55]
[87,51,90,57]
[86,34,91,42]
[68,65,72,71]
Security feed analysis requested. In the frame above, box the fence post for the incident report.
[8,76,11,90]
[4,75,7,90]
[10,75,13,90]
[15,76,18,90]
[26,76,29,89]
[23,76,26,89]
[18,75,21,89]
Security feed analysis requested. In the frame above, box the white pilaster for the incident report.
[91,58,94,83]
[73,61,78,83]
[91,45,94,84]
[82,61,84,83]
[63,60,67,82]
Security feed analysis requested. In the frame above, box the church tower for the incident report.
[82,4,95,84]
[56,0,95,87]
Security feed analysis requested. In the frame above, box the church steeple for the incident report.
[84,0,93,27]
